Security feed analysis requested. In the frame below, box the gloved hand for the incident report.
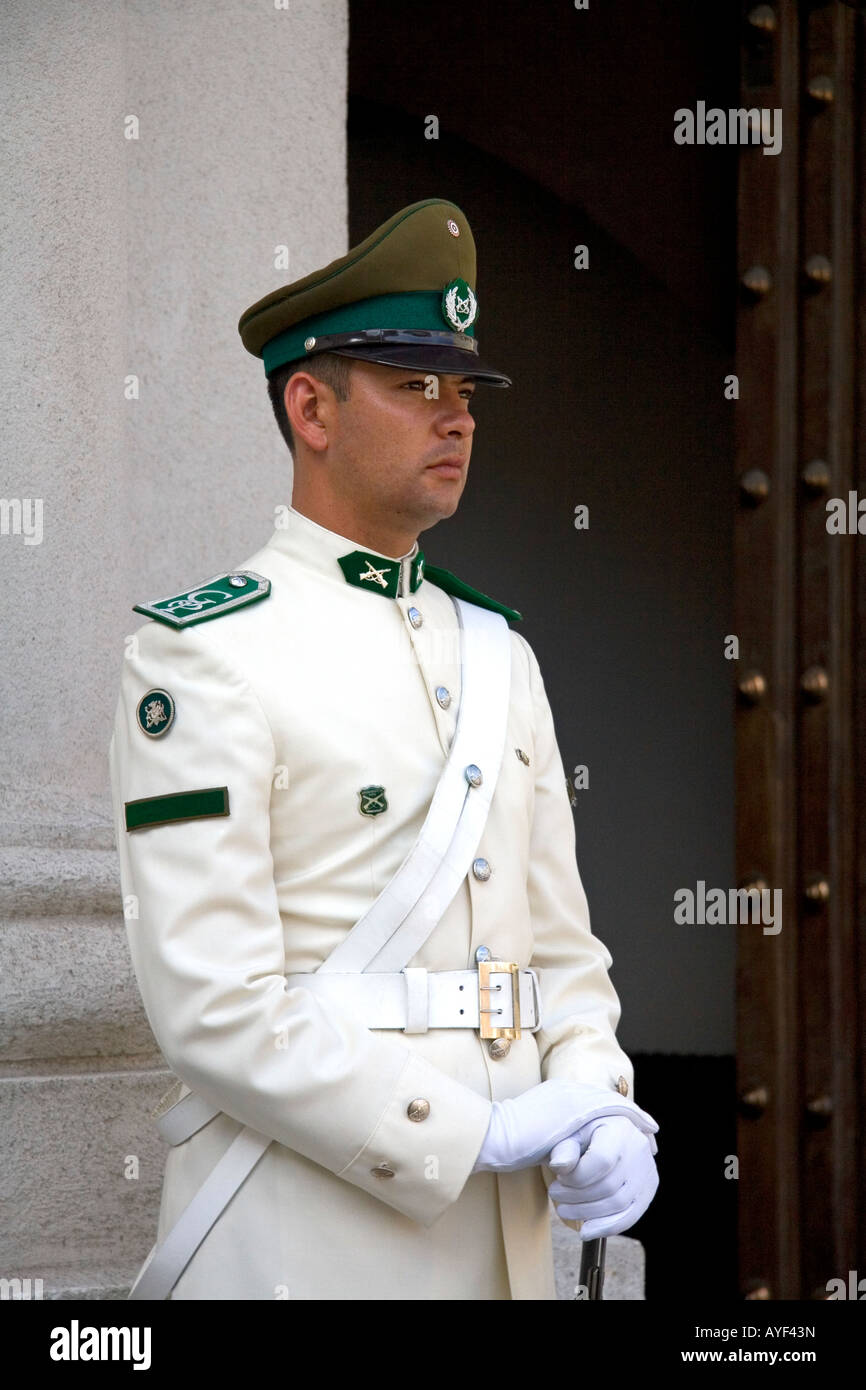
[547,1115,659,1238]
[471,1078,658,1175]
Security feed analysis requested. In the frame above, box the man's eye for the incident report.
[401,379,474,399]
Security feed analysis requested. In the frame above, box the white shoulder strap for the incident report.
[128,1127,271,1301]
[317,596,511,975]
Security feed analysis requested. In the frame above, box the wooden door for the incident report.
[735,0,865,1300]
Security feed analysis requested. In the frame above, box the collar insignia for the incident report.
[337,548,425,598]
[358,560,392,589]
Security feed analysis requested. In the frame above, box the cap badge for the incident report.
[442,277,478,332]
[446,218,460,237]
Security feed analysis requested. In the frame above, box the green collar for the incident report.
[338,548,425,599]
[339,548,523,623]
[420,562,523,624]
[264,507,522,622]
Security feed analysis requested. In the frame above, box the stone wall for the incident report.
[1,0,347,1300]
[0,0,641,1300]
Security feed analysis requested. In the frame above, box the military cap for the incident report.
[237,198,511,387]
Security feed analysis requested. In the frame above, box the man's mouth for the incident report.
[426,456,465,476]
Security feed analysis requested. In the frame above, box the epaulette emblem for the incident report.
[133,571,271,630]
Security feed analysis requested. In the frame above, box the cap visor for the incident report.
[327,342,512,387]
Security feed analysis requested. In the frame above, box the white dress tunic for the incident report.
[108,505,634,1300]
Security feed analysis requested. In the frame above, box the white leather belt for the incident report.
[284,965,541,1037]
[152,965,543,1155]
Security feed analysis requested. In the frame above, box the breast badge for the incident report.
[358,785,388,816]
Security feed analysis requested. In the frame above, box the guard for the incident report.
[109,197,659,1301]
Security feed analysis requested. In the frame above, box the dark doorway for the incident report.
[349,0,741,1300]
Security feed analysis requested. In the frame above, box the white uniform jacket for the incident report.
[108,504,635,1300]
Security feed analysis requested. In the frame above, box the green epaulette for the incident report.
[422,563,523,624]
[133,571,271,630]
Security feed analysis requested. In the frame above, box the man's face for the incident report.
[322,360,477,535]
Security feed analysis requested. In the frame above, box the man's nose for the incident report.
[439,405,475,438]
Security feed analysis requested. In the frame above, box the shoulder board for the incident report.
[133,570,271,630]
[421,563,523,624]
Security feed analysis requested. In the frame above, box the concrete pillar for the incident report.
[0,0,347,1298]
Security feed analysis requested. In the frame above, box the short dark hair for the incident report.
[266,352,355,457]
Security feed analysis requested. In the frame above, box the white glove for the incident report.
[547,1115,660,1238]
[471,1078,658,1175]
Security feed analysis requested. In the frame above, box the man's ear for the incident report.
[284,372,332,454]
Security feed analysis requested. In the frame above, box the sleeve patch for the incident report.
[125,787,230,832]
[137,689,175,737]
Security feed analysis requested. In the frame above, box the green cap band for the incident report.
[262,291,475,374]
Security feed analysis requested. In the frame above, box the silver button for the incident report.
[371,1162,395,1179]
[304,336,316,351]
[407,1099,430,1123]
[435,685,451,709]
[228,575,247,588]
[489,1039,511,1061]
[464,764,483,788]
[472,858,491,881]
[408,607,423,628]
[475,945,491,963]
[616,1076,629,1097]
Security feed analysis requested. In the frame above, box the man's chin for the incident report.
[417,493,463,528]
[398,481,455,520]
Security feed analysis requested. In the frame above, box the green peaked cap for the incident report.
[237,199,511,386]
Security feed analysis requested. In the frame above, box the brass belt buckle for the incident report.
[478,959,521,1040]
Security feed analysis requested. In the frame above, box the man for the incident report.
[109,198,659,1301]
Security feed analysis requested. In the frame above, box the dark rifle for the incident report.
[577,1237,606,1300]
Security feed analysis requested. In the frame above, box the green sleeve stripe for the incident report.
[125,787,230,832]
[421,563,523,624]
